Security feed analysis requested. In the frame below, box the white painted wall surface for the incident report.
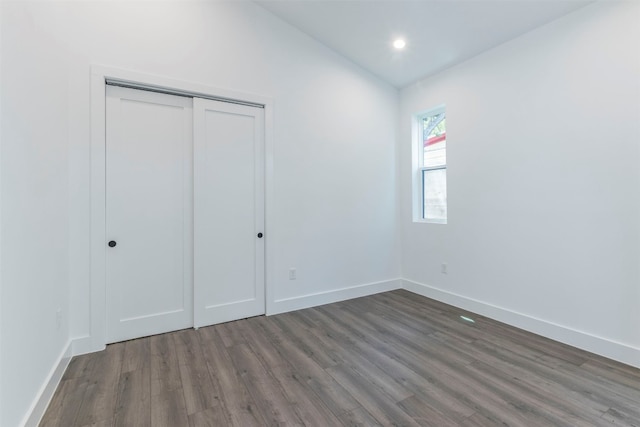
[1,3,73,426]
[0,1,4,423]
[400,1,640,366]
[0,2,398,425]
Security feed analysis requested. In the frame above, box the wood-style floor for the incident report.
[40,290,640,426]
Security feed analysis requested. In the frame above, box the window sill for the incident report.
[413,218,447,225]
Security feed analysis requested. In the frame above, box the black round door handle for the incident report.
[108,241,117,247]
[257,233,263,238]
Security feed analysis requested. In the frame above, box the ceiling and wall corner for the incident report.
[256,0,594,88]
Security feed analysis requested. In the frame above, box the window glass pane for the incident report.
[422,113,446,167]
[423,168,447,221]
[424,140,446,168]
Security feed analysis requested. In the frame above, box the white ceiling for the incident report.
[256,0,594,88]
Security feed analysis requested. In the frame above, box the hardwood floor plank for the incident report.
[581,358,640,391]
[187,407,230,427]
[313,304,478,418]
[78,420,112,427]
[433,332,611,422]
[214,321,248,348]
[271,313,343,368]
[373,291,481,343]
[197,327,264,427]
[464,360,599,427]
[311,307,414,402]
[317,304,559,426]
[271,365,346,426]
[585,354,640,379]
[601,407,640,427]
[308,317,475,423]
[474,339,640,418]
[173,329,219,415]
[388,345,537,426]
[150,389,189,427]
[113,366,151,427]
[148,332,191,426]
[74,343,124,426]
[39,379,90,427]
[326,363,421,427]
[121,336,150,373]
[338,407,383,426]
[346,303,476,368]
[387,290,593,366]
[63,354,98,380]
[236,317,346,426]
[226,343,305,425]
[343,300,474,372]
[150,332,182,396]
[40,290,640,427]
[256,316,361,417]
[346,295,439,337]
[482,318,590,367]
[290,306,326,328]
[396,395,461,427]
[459,412,510,427]
[233,318,289,371]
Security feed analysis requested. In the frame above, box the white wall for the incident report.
[0,2,399,425]
[400,1,640,367]
[0,1,4,423]
[1,2,73,426]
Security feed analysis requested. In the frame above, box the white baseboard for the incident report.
[21,341,72,427]
[402,279,640,369]
[71,335,104,357]
[269,278,402,315]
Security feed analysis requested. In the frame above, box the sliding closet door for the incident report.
[193,98,265,328]
[105,86,193,343]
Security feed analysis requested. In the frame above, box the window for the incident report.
[414,107,447,223]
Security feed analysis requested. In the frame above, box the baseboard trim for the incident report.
[71,335,105,357]
[402,279,640,368]
[21,341,72,427]
[269,278,402,315]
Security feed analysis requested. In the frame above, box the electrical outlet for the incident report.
[441,263,448,274]
[56,309,62,330]
[289,268,297,280]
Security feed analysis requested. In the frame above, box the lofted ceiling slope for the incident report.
[256,0,594,88]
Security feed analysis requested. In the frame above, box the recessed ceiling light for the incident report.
[393,39,406,50]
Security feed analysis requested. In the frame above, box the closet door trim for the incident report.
[84,66,274,354]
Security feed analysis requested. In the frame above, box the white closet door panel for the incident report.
[106,86,193,343]
[194,98,265,327]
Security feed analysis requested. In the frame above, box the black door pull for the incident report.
[108,241,117,247]
[257,233,263,238]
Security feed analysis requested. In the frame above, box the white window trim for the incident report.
[412,105,447,224]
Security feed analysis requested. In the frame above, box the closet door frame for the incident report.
[83,66,274,354]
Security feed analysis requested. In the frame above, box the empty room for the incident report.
[1,0,639,426]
